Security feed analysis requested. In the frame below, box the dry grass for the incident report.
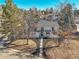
[46,39,79,59]
[8,39,37,51]
[1,39,79,59]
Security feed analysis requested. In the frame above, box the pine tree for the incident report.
[2,0,23,40]
[59,3,76,33]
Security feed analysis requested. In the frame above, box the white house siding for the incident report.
[76,24,79,32]
[75,17,79,32]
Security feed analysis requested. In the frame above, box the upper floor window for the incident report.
[76,22,79,24]
[52,27,54,31]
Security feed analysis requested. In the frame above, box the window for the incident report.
[46,32,50,34]
[34,28,37,31]
[52,27,54,31]
[76,22,79,24]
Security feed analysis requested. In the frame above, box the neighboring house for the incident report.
[75,16,79,32]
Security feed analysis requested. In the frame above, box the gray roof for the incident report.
[36,20,59,32]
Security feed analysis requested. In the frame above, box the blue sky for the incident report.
[0,0,79,10]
